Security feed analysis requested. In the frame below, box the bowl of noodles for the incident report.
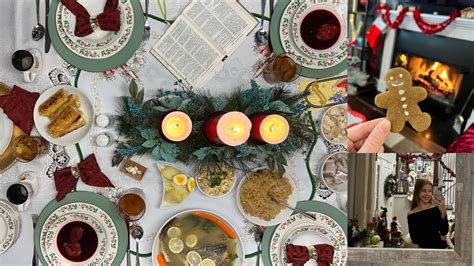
[236,168,297,226]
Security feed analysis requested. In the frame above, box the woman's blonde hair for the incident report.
[411,178,433,210]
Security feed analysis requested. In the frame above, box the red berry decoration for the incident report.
[63,242,82,257]
[70,227,84,242]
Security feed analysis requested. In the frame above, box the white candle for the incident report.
[95,134,110,147]
[96,114,110,128]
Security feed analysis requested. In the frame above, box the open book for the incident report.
[151,0,258,88]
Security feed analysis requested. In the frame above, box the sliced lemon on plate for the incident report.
[173,174,188,186]
[168,237,184,254]
[185,234,198,248]
[202,258,216,266]
[186,251,202,265]
[167,227,182,238]
[187,177,196,191]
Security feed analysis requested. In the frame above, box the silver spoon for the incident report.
[131,225,144,266]
[255,0,269,45]
[32,0,45,41]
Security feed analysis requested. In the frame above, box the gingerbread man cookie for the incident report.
[375,67,431,133]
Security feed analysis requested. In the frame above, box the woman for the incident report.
[407,179,449,249]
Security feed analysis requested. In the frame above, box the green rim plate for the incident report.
[270,0,347,78]
[261,200,348,265]
[48,0,144,72]
[34,191,128,265]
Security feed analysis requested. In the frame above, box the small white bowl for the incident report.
[320,103,347,145]
[195,165,237,199]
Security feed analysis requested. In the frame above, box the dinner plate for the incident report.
[151,209,244,266]
[49,0,144,72]
[271,0,347,78]
[39,203,119,265]
[236,168,298,226]
[34,192,127,266]
[33,85,94,146]
[0,108,14,156]
[0,200,20,255]
[262,201,348,265]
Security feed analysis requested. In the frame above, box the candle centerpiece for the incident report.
[250,114,289,144]
[203,111,252,146]
[161,111,192,142]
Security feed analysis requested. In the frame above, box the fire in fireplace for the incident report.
[393,53,464,106]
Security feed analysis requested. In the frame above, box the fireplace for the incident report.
[393,52,464,108]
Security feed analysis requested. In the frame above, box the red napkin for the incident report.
[447,124,474,153]
[286,244,335,266]
[0,85,40,135]
[54,154,114,201]
[61,0,120,37]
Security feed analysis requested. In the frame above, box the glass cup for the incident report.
[117,188,146,222]
[262,52,302,83]
[6,182,33,211]
[12,135,49,163]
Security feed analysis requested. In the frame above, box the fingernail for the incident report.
[378,119,391,132]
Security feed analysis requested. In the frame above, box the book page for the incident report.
[183,0,258,53]
[151,16,224,88]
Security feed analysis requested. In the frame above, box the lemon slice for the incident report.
[186,251,202,265]
[173,174,188,186]
[187,177,196,191]
[168,238,184,254]
[167,227,182,238]
[202,258,216,266]
[185,234,198,248]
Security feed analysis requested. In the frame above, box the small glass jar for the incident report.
[95,113,115,129]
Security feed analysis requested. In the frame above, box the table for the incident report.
[0,1,347,265]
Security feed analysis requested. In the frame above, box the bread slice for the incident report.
[48,105,81,138]
[48,94,81,121]
[39,88,68,116]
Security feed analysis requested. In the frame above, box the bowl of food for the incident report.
[196,163,236,198]
[320,103,347,145]
[152,209,244,266]
[156,163,196,208]
[236,168,297,226]
[321,152,348,193]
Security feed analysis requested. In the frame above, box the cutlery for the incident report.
[268,0,275,53]
[131,224,144,266]
[255,0,269,45]
[127,222,131,266]
[143,0,150,41]
[32,0,45,41]
[45,0,51,53]
[32,214,39,266]
[254,225,264,266]
[269,193,317,221]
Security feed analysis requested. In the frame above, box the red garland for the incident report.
[376,5,460,35]
[413,8,461,35]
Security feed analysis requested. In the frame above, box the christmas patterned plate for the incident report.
[262,201,348,265]
[0,200,20,254]
[49,0,144,72]
[34,192,127,266]
[57,0,134,59]
[271,0,347,78]
[291,0,348,60]
[39,204,118,265]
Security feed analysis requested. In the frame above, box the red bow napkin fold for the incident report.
[61,0,121,37]
[54,154,114,201]
[286,244,335,266]
[0,85,40,135]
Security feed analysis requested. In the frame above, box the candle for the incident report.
[95,132,114,147]
[203,112,252,146]
[251,114,289,144]
[161,111,192,142]
[95,113,114,128]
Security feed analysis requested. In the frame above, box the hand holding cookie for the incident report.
[375,67,431,133]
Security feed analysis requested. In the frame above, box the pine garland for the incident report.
[112,80,313,176]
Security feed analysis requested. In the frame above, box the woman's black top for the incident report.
[407,206,449,249]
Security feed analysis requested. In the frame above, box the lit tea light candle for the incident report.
[250,114,289,144]
[203,112,252,146]
[161,111,192,142]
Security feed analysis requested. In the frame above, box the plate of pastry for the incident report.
[33,85,94,145]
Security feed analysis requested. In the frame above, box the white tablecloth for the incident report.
[0,1,346,265]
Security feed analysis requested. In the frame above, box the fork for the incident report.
[32,214,39,266]
[269,193,318,221]
[254,226,264,266]
[143,0,150,41]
